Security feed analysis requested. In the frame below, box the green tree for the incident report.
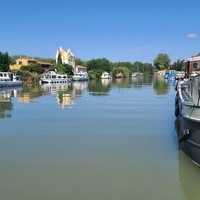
[34,57,56,64]
[16,70,40,85]
[57,54,62,64]
[171,59,185,71]
[86,58,112,78]
[20,63,45,74]
[86,58,111,72]
[48,63,69,74]
[112,67,130,78]
[88,70,96,79]
[0,52,11,72]
[153,53,171,70]
[110,61,154,75]
[63,64,73,76]
[75,58,86,66]
[132,61,145,72]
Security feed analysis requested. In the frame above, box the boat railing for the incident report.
[179,91,195,106]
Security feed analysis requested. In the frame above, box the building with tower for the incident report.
[56,47,75,68]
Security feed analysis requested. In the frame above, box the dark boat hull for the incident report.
[175,83,200,166]
[176,100,200,166]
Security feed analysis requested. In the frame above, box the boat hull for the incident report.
[0,72,22,88]
[0,81,22,87]
[72,73,89,81]
[72,77,89,81]
[131,72,143,77]
[41,78,69,84]
[177,111,200,166]
[101,76,111,79]
[175,82,200,166]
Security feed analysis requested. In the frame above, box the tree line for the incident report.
[0,51,187,80]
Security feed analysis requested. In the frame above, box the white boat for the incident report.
[72,72,89,81]
[101,71,112,79]
[131,72,143,77]
[0,72,22,87]
[164,72,176,79]
[40,71,70,84]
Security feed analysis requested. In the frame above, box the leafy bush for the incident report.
[20,63,45,74]
[112,67,130,78]
[48,63,73,76]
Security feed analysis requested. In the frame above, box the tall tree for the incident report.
[63,64,73,76]
[171,59,185,71]
[0,52,11,72]
[86,58,111,72]
[153,53,171,70]
[57,53,62,64]
[75,58,86,66]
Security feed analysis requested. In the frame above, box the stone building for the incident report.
[56,47,75,68]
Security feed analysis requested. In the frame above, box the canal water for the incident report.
[0,76,200,200]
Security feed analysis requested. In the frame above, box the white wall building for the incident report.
[56,47,75,68]
[74,65,88,74]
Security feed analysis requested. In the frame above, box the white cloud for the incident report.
[186,33,197,39]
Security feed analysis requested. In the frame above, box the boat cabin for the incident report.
[0,72,20,82]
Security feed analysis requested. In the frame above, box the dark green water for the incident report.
[0,76,200,200]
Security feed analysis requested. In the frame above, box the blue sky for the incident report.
[1,0,200,63]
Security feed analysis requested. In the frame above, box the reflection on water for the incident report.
[72,81,88,92]
[0,87,22,118]
[40,82,89,109]
[178,151,200,200]
[153,75,170,95]
[0,76,174,118]
[101,78,112,86]
[1,75,198,200]
[41,83,75,109]
[166,78,176,86]
[41,82,69,95]
[131,76,143,84]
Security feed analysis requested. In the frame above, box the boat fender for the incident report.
[175,93,179,117]
[179,129,190,143]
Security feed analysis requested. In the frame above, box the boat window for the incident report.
[193,62,200,70]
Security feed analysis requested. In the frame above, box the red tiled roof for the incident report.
[37,61,52,66]
[25,58,37,62]
[76,65,86,68]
